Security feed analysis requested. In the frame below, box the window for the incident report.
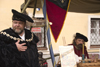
[31,18,48,50]
[89,16,100,48]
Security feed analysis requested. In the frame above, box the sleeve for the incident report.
[31,33,40,67]
[33,33,39,43]
[0,34,19,52]
[34,43,40,67]
[0,34,19,67]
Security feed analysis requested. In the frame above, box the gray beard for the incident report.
[14,29,24,34]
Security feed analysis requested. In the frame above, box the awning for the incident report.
[69,0,100,13]
[24,0,100,13]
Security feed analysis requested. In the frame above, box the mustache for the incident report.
[78,44,82,46]
[76,44,83,50]
[13,27,21,30]
[15,27,21,29]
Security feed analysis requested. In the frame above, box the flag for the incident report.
[43,0,71,67]
[43,0,57,67]
[46,0,71,42]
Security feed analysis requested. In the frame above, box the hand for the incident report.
[15,40,27,51]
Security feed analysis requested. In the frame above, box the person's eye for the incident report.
[78,40,81,41]
[19,22,23,24]
[14,22,17,24]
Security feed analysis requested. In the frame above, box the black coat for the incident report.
[0,28,40,67]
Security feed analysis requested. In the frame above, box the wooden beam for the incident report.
[21,0,31,13]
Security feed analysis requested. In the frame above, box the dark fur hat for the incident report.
[75,33,88,42]
[12,9,33,23]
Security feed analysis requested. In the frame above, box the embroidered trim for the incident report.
[0,31,33,42]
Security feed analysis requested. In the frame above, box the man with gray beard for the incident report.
[0,9,40,67]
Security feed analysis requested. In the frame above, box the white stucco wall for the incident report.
[0,0,24,30]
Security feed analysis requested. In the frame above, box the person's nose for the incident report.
[16,23,20,26]
[80,41,83,44]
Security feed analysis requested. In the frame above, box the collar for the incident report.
[0,31,33,42]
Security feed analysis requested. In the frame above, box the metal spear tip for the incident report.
[49,22,53,25]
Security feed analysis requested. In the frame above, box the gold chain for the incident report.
[0,31,33,42]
